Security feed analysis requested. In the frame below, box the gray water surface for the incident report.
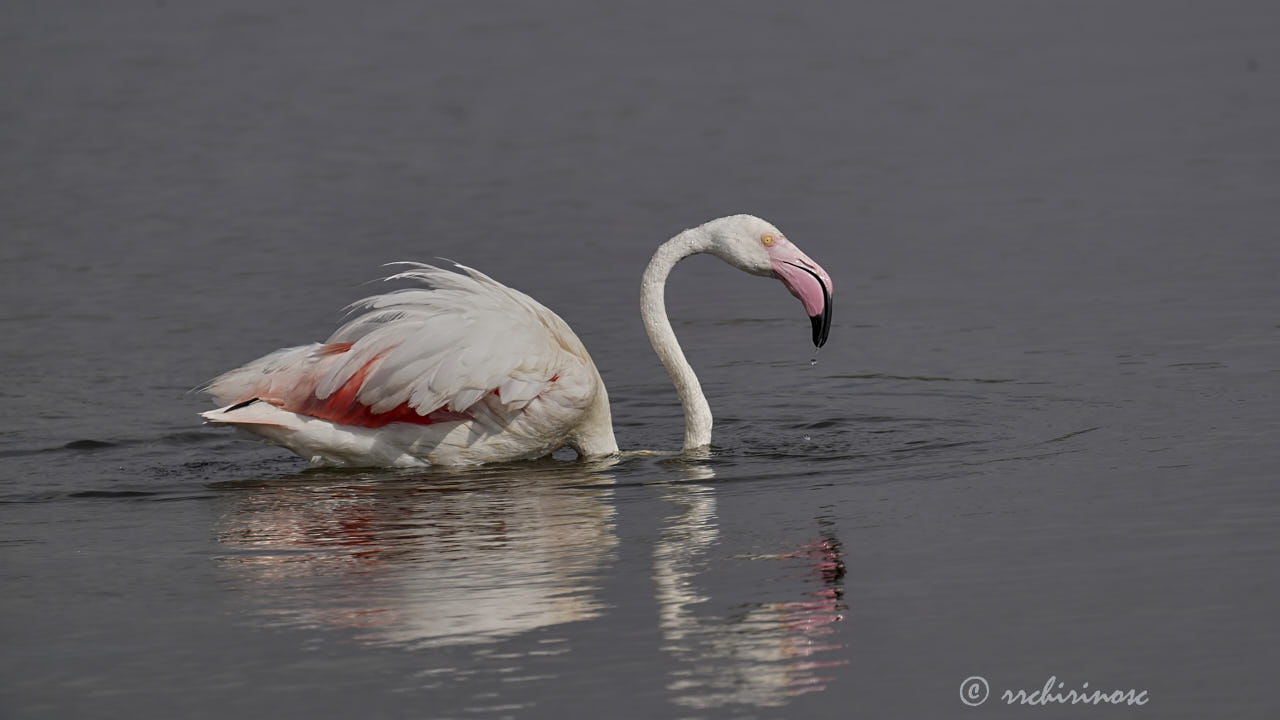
[3,1,1279,717]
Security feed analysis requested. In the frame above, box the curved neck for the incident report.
[641,227,714,450]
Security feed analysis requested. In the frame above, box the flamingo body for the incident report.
[202,215,832,466]
[202,263,616,466]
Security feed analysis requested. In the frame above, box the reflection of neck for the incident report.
[641,228,714,450]
[653,486,719,639]
[653,485,848,709]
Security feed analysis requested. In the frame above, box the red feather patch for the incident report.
[288,354,473,428]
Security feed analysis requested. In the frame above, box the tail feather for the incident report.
[201,398,295,428]
[201,343,326,407]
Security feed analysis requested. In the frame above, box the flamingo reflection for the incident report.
[212,459,847,710]
[654,467,847,709]
[214,463,618,647]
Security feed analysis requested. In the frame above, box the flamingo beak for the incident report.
[809,278,833,347]
[771,250,834,348]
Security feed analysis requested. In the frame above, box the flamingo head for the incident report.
[700,214,834,347]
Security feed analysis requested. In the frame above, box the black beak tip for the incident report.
[810,288,832,348]
[789,264,833,349]
[810,311,830,348]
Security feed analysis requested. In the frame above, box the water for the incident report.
[3,1,1279,717]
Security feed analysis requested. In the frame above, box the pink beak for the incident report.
[770,244,833,347]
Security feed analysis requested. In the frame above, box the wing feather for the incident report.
[204,262,592,428]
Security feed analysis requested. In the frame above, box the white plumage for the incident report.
[202,215,833,467]
[203,262,614,466]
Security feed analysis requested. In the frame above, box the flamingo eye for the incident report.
[761,234,775,246]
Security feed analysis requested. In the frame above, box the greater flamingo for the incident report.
[201,215,833,466]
